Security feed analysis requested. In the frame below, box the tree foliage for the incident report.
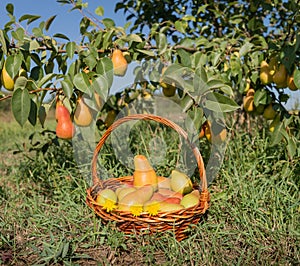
[0,0,299,158]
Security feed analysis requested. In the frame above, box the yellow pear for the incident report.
[112,49,128,77]
[287,74,298,91]
[180,193,199,208]
[116,186,137,201]
[96,189,118,206]
[273,64,287,86]
[260,61,272,85]
[246,88,255,97]
[118,185,154,211]
[243,95,255,112]
[1,63,14,91]
[263,104,277,120]
[159,202,184,212]
[170,170,193,195]
[74,96,93,127]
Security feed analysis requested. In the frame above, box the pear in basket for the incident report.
[133,155,158,191]
[170,170,193,195]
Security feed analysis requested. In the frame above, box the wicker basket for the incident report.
[86,114,210,241]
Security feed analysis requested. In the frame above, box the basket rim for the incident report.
[91,113,207,192]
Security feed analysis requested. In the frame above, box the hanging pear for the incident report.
[112,49,128,77]
[74,96,93,127]
[55,100,75,139]
[1,62,14,91]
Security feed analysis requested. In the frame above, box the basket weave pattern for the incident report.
[86,114,210,241]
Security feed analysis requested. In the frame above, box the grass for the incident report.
[0,114,299,265]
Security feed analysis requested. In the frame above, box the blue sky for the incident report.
[0,1,126,41]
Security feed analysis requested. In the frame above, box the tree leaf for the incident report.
[5,53,23,79]
[11,88,31,127]
[14,76,27,89]
[254,89,268,106]
[102,18,115,28]
[0,30,8,54]
[66,41,76,59]
[11,27,25,42]
[19,14,41,25]
[28,99,37,126]
[293,68,300,89]
[38,105,47,127]
[37,73,55,88]
[91,75,109,101]
[136,49,155,57]
[53,33,70,41]
[126,33,143,43]
[96,57,114,89]
[61,79,73,99]
[194,66,209,95]
[95,6,104,16]
[239,42,254,57]
[73,72,91,95]
[45,15,57,31]
[6,4,14,15]
[177,48,191,67]
[204,92,240,113]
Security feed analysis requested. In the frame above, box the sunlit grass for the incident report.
[0,118,299,265]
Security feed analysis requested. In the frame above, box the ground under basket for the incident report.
[86,114,210,241]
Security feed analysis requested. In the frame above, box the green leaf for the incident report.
[102,30,114,50]
[29,40,40,51]
[136,49,155,57]
[6,4,14,15]
[73,72,91,95]
[91,76,109,101]
[254,89,268,106]
[66,41,76,59]
[45,15,57,31]
[53,33,70,41]
[37,73,55,88]
[38,105,46,127]
[204,92,240,113]
[0,30,8,54]
[194,66,209,95]
[293,68,300,88]
[126,33,143,43]
[177,48,191,67]
[162,64,194,92]
[207,79,234,96]
[32,27,43,38]
[102,18,115,28]
[95,6,104,16]
[14,76,27,89]
[239,42,254,57]
[19,14,41,25]
[174,21,187,33]
[156,33,167,55]
[61,79,73,99]
[5,54,23,79]
[28,99,37,126]
[12,88,31,126]
[96,57,114,89]
[11,27,25,42]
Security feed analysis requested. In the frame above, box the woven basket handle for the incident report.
[91,113,207,192]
